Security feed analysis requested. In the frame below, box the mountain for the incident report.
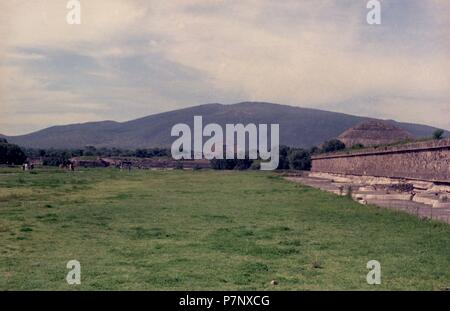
[3,102,447,149]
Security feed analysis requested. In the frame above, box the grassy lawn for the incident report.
[0,167,449,290]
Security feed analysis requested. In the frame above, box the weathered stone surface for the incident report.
[311,138,450,182]
[285,173,450,225]
[338,120,413,147]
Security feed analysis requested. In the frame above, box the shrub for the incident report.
[309,146,321,155]
[250,161,261,170]
[277,145,291,169]
[322,139,346,153]
[351,143,364,149]
[211,158,235,170]
[433,129,444,140]
[192,164,202,171]
[234,159,253,170]
[288,149,311,170]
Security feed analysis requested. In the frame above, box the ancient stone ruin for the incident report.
[288,131,450,224]
[312,138,450,182]
[338,120,414,147]
[69,156,211,170]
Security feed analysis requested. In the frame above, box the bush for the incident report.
[288,149,311,170]
[309,146,321,155]
[277,145,291,169]
[40,149,71,166]
[211,158,235,170]
[250,161,261,170]
[351,143,364,150]
[322,139,346,153]
[234,159,253,170]
[192,164,202,171]
[433,129,444,140]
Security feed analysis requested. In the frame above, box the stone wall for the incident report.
[311,138,450,183]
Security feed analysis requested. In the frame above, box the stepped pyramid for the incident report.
[338,120,414,147]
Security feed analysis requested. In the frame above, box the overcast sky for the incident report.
[0,0,449,135]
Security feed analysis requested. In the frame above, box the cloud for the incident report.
[0,0,145,50]
[0,0,449,135]
[141,1,448,102]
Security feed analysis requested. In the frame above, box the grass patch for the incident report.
[0,168,448,290]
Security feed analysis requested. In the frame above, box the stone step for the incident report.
[433,201,450,208]
[413,194,440,206]
[354,193,413,201]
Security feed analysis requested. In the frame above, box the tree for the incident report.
[277,145,291,169]
[0,141,26,165]
[309,146,321,155]
[322,139,346,153]
[288,149,311,170]
[210,146,254,170]
[37,148,73,166]
[135,149,148,158]
[84,145,97,156]
[433,129,444,140]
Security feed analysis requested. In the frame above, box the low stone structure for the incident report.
[108,157,211,169]
[338,120,414,147]
[69,157,109,168]
[284,172,450,225]
[69,156,211,170]
[312,138,450,183]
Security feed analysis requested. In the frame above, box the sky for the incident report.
[0,0,449,135]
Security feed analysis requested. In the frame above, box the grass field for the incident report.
[0,167,449,290]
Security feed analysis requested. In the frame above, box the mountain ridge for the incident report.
[3,102,447,149]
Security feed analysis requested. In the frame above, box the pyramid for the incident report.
[338,120,414,148]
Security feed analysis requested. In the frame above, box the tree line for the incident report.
[2,139,348,169]
[3,127,445,168]
[210,139,347,170]
[22,146,171,166]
